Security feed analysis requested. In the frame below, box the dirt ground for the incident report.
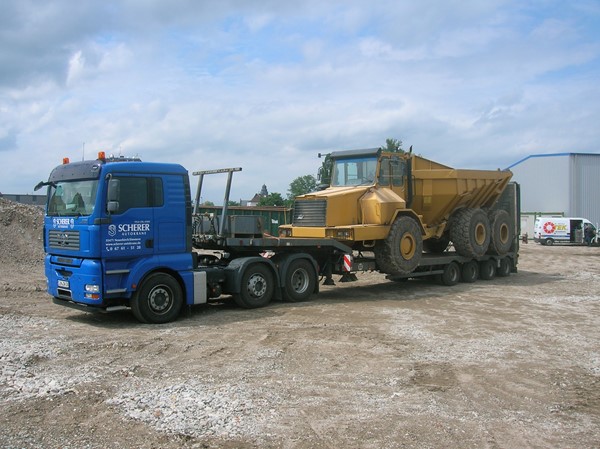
[1,199,599,448]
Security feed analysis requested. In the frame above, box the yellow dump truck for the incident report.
[279,148,514,275]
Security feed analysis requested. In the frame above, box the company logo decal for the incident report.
[543,221,556,234]
[104,220,151,252]
[53,217,75,229]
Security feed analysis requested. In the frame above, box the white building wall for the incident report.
[508,154,570,214]
[508,153,600,230]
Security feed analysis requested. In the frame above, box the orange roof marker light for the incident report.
[98,151,106,161]
[62,157,70,164]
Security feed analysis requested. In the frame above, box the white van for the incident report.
[533,216,596,245]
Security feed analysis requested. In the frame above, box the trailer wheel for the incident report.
[497,257,512,277]
[234,264,274,308]
[461,261,479,283]
[131,273,183,324]
[488,210,513,255]
[423,234,450,253]
[283,259,316,302]
[439,262,460,286]
[375,216,423,275]
[450,208,490,257]
[479,259,496,280]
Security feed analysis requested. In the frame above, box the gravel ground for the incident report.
[0,198,599,448]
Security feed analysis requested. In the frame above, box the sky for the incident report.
[2,0,600,204]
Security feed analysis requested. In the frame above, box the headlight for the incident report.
[85,284,101,300]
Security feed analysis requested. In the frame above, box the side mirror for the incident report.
[107,178,120,213]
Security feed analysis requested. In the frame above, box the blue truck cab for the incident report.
[37,153,203,323]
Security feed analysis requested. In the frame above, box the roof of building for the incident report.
[507,152,600,170]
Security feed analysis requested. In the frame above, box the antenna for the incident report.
[82,142,85,161]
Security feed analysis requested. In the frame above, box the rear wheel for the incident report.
[283,259,316,302]
[497,257,512,277]
[375,216,423,275]
[461,261,479,283]
[488,210,513,255]
[439,262,460,286]
[450,208,491,257]
[234,264,274,308]
[131,273,183,324]
[479,259,496,280]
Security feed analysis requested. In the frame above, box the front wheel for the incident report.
[131,273,183,324]
[283,259,316,302]
[234,264,274,308]
[375,216,423,275]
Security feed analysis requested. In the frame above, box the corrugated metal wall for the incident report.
[571,154,600,226]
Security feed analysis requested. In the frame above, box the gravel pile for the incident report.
[0,198,45,269]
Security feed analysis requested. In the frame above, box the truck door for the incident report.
[101,175,158,260]
[379,156,408,199]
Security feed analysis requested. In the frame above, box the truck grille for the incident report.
[293,199,326,227]
[49,230,80,250]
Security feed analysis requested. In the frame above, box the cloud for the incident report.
[1,0,600,201]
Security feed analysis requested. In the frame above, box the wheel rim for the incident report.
[499,223,509,244]
[475,223,486,245]
[148,285,173,314]
[291,268,310,294]
[247,274,267,298]
[400,232,417,260]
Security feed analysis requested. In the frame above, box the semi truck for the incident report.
[35,150,519,324]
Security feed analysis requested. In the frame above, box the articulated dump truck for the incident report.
[279,148,513,275]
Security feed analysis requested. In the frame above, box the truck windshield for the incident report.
[47,180,98,217]
[331,157,378,187]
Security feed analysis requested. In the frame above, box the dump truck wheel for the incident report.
[450,208,490,257]
[283,259,316,302]
[479,259,496,280]
[131,273,183,324]
[375,216,423,275]
[423,234,450,253]
[234,263,274,308]
[488,210,513,255]
[461,261,479,283]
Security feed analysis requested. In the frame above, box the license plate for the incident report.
[58,280,70,288]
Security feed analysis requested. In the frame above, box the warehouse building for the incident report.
[507,153,600,236]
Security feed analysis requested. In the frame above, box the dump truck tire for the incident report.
[375,216,423,275]
[450,208,490,257]
[423,234,450,253]
[488,210,513,255]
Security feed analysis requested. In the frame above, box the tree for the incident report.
[258,192,285,207]
[288,175,317,200]
[380,138,404,153]
[227,200,240,206]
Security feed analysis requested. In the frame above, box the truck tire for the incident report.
[497,257,512,277]
[479,259,496,280]
[450,208,490,257]
[234,263,274,308]
[283,258,316,302]
[438,262,460,286]
[423,234,450,253]
[461,261,479,283]
[131,273,183,324]
[375,216,423,275]
[488,210,513,255]
[544,238,554,246]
